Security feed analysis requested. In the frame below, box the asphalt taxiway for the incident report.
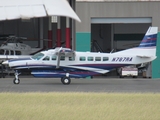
[0,76,160,93]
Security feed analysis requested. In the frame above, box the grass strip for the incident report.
[0,92,160,120]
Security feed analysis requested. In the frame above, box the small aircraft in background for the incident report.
[3,27,158,85]
[0,36,44,62]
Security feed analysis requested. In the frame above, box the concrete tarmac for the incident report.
[1,76,160,93]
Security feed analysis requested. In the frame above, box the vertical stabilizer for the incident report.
[138,27,158,47]
[114,27,158,56]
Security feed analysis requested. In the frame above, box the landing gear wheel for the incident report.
[13,70,21,84]
[119,75,124,78]
[133,76,137,78]
[61,77,71,85]
[13,78,20,84]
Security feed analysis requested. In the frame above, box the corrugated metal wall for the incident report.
[76,1,160,32]
[152,32,160,78]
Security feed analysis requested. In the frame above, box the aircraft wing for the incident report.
[66,66,110,74]
[0,0,81,22]
[55,47,75,68]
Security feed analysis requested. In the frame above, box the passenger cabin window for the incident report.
[11,50,14,55]
[103,57,109,61]
[5,50,9,55]
[69,57,75,61]
[80,56,86,61]
[60,56,65,61]
[15,51,21,55]
[43,56,50,61]
[87,57,93,61]
[31,53,44,60]
[95,57,101,61]
[52,55,57,60]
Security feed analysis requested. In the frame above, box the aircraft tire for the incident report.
[133,76,137,78]
[119,75,124,78]
[13,78,20,84]
[61,77,71,85]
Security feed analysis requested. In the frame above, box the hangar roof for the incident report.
[0,0,81,22]
[77,0,159,1]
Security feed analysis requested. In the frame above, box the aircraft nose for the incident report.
[2,60,8,65]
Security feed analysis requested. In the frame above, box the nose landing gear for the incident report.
[13,70,21,84]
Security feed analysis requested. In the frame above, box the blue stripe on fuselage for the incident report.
[11,63,130,71]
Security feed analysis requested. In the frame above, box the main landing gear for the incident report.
[61,73,71,85]
[13,70,21,84]
[12,71,72,85]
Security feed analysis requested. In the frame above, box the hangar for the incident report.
[76,0,160,51]
[75,0,160,78]
[0,0,80,50]
[0,0,160,78]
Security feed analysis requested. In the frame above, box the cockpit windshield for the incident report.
[31,53,44,60]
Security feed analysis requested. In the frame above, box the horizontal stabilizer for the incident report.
[136,55,151,58]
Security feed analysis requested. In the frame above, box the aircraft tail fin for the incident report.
[138,27,158,48]
[114,27,158,57]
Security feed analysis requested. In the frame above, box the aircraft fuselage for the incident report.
[8,49,155,78]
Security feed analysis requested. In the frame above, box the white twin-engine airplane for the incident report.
[3,27,158,85]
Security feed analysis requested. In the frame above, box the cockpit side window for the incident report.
[43,56,50,61]
[0,49,4,55]
[52,55,57,60]
[31,53,44,60]
[15,51,21,55]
